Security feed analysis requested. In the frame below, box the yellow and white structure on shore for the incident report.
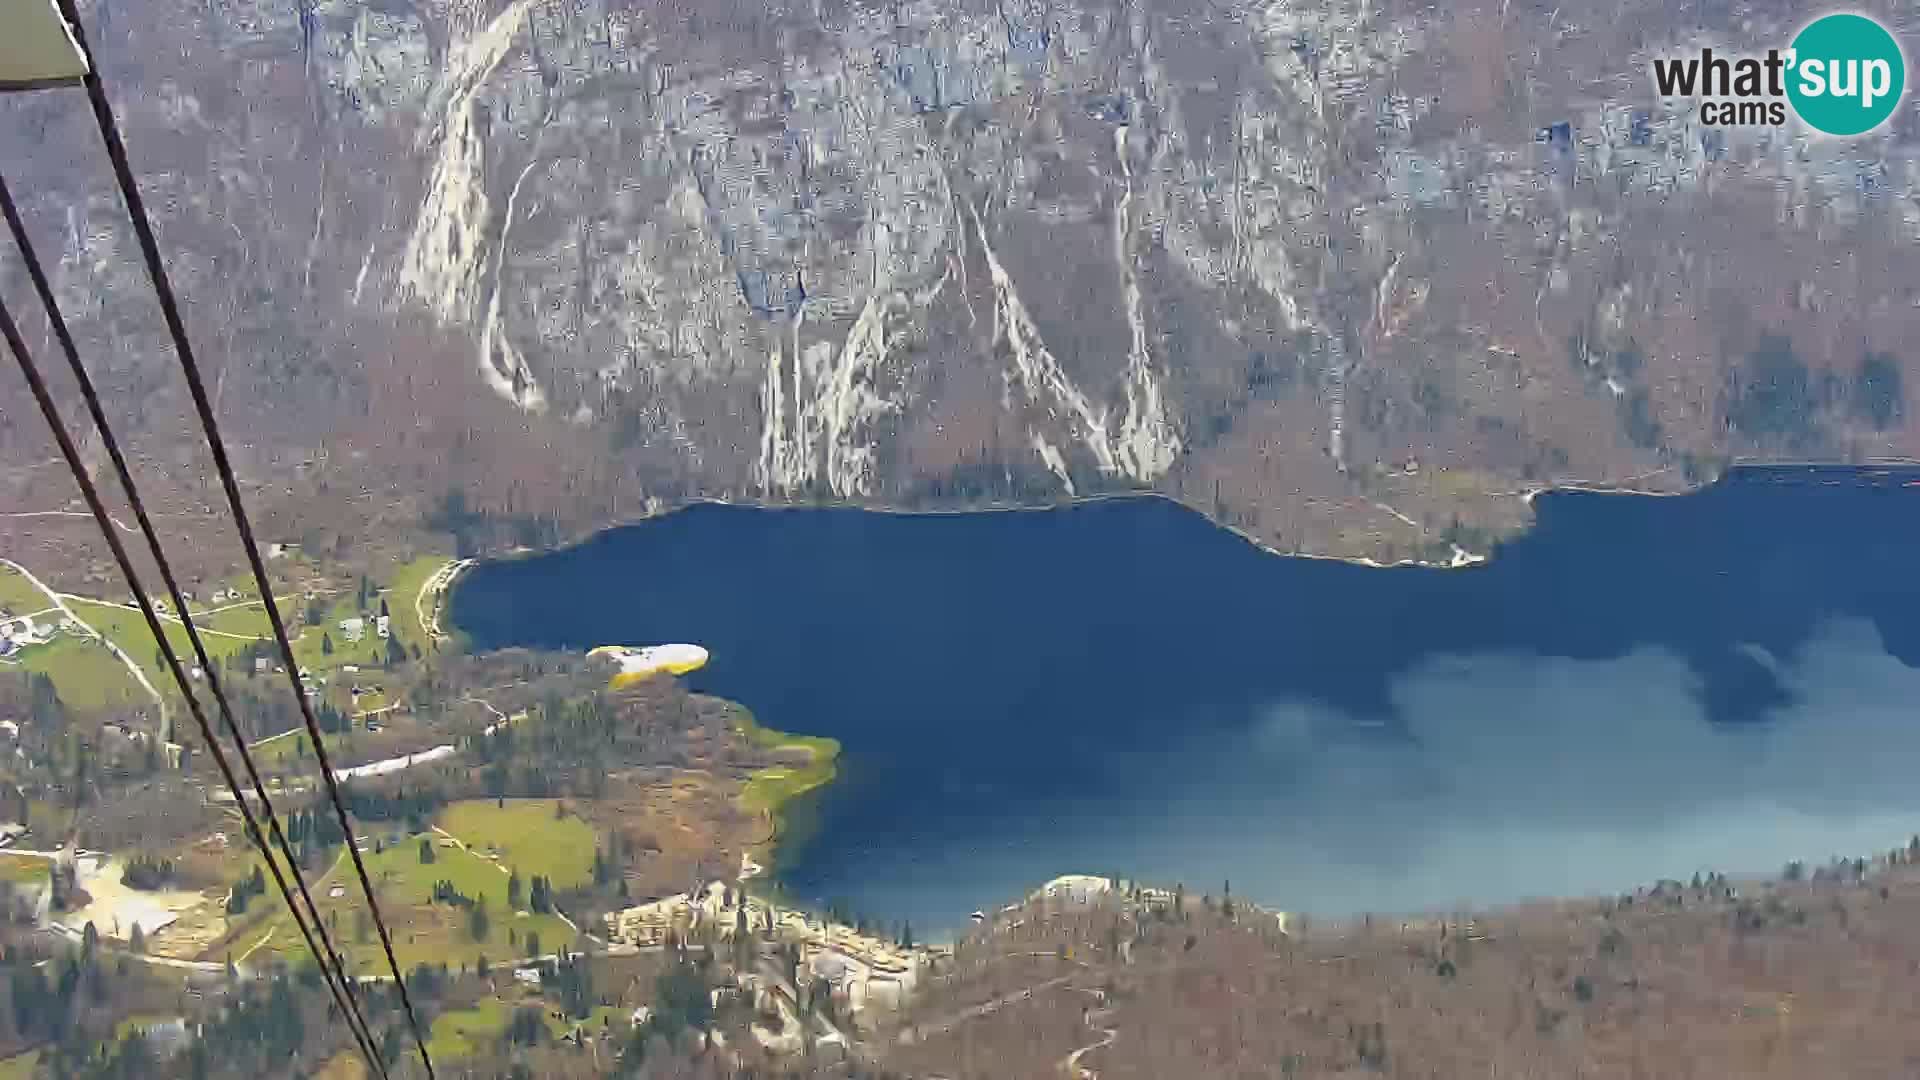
[589,643,710,687]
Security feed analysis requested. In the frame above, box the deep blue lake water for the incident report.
[450,467,1920,930]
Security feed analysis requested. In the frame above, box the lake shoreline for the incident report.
[474,458,1920,576]
[491,486,1548,573]
[450,462,1920,930]
[729,706,842,875]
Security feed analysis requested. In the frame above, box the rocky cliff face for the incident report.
[5,0,1919,566]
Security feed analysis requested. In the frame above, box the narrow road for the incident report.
[0,557,166,730]
[46,921,232,975]
[462,695,527,736]
[895,971,1081,1045]
[124,951,231,974]
[227,846,348,965]
[59,595,265,640]
[0,509,138,534]
[466,696,506,722]
[1062,1005,1117,1079]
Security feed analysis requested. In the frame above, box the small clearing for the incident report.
[437,799,597,887]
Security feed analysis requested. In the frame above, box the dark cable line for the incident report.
[0,173,389,1079]
[0,293,388,1076]
[50,3,437,1073]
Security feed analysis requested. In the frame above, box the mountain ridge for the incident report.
[3,0,1917,575]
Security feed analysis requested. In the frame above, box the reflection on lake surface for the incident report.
[450,467,1920,929]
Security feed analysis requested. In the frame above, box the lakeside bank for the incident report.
[584,652,839,873]
[453,456,1920,582]
[731,708,842,895]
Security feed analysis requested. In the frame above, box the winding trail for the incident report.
[463,695,527,736]
[431,823,578,933]
[1062,1005,1117,1079]
[894,948,1125,1075]
[235,925,276,965]
[895,971,1080,1045]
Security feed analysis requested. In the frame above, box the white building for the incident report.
[1,616,48,648]
[338,617,365,643]
[1030,874,1115,905]
[376,615,391,639]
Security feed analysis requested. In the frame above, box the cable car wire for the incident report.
[0,171,390,1078]
[0,292,390,1077]
[45,2,438,1072]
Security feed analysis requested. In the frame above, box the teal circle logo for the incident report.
[1787,13,1905,136]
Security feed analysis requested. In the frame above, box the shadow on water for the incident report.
[450,467,1920,929]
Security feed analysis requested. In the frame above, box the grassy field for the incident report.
[312,1051,370,1080]
[289,586,385,675]
[0,1050,37,1080]
[64,598,260,675]
[199,604,274,638]
[0,855,51,886]
[427,996,514,1059]
[437,800,597,887]
[428,996,630,1060]
[0,569,151,711]
[193,837,322,956]
[14,636,147,710]
[285,554,446,677]
[580,1006,632,1035]
[247,728,303,761]
[5,555,449,715]
[0,567,50,614]
[388,556,450,653]
[113,1014,179,1041]
[252,728,350,769]
[385,836,517,905]
[250,825,579,977]
[734,710,841,817]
